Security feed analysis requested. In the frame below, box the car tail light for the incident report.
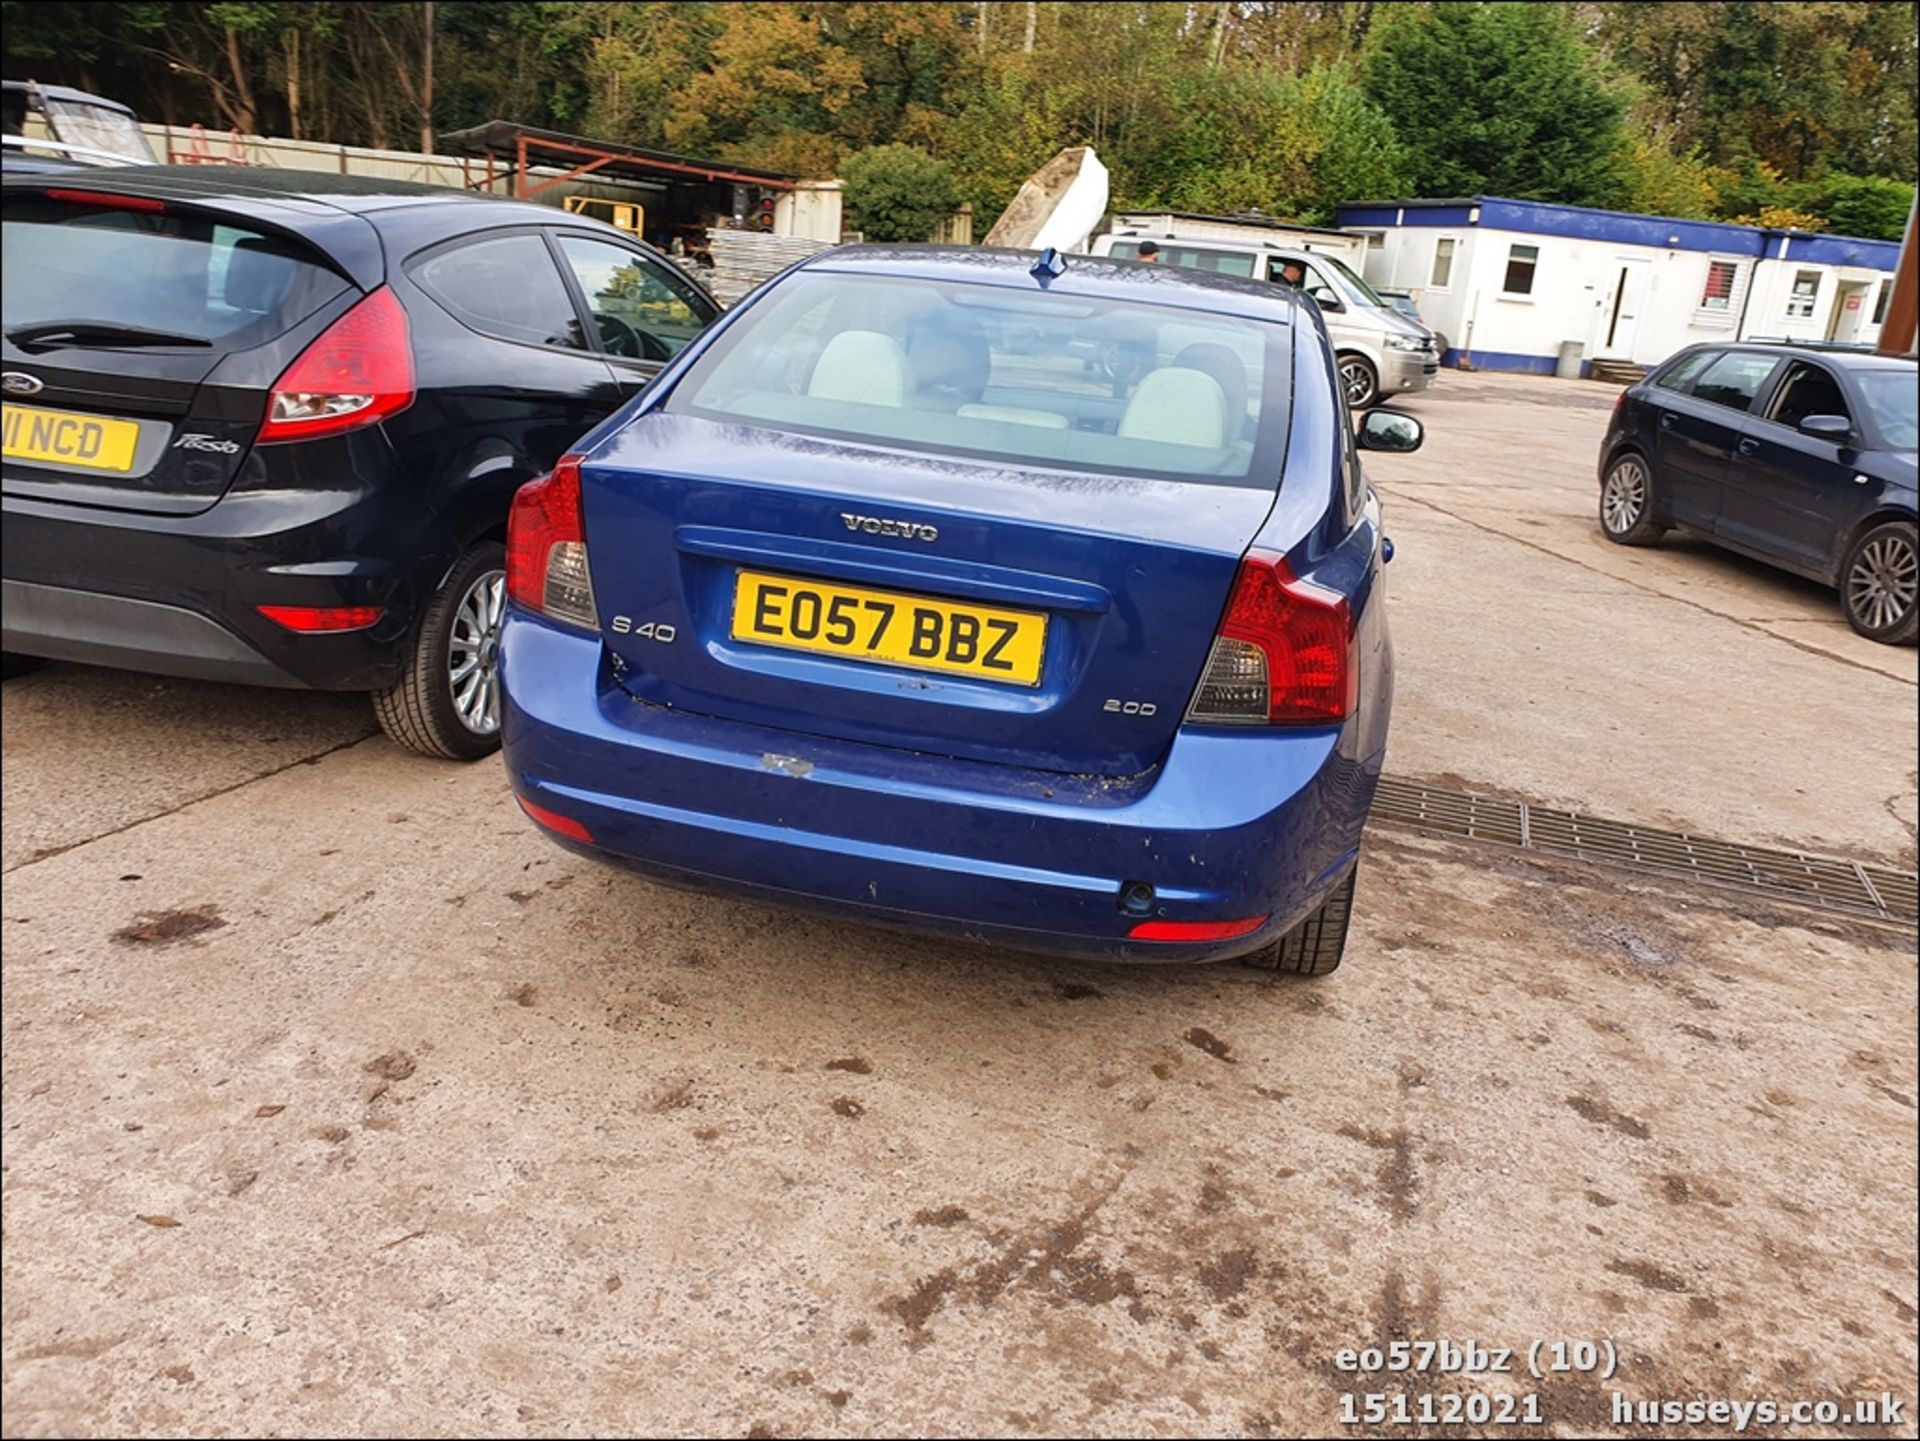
[1186,552,1355,725]
[258,286,414,444]
[44,188,165,213]
[506,454,597,629]
[1129,915,1269,942]
[256,604,384,632]
[517,793,593,844]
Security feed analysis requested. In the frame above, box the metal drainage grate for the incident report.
[1370,777,1920,928]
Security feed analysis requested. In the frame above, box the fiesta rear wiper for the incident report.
[7,321,213,352]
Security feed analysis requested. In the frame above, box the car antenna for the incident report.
[1030,247,1067,285]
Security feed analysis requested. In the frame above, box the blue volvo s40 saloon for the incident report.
[498,246,1419,974]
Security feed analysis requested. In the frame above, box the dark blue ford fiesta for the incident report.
[499,245,1420,974]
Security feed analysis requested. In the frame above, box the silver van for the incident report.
[1092,227,1439,408]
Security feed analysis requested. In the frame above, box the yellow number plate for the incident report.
[731,569,1046,687]
[1,404,140,473]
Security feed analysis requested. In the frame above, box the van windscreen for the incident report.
[1106,240,1257,279]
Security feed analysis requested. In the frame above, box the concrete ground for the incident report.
[3,372,1915,1437]
[1380,372,1916,867]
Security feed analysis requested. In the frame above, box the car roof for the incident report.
[0,162,495,215]
[0,164,629,292]
[798,244,1302,325]
[1704,341,1918,372]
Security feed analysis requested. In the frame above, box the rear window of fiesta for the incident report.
[2,194,350,349]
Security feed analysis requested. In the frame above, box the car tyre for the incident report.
[372,540,509,760]
[1839,520,1919,646]
[1242,867,1357,978]
[1599,452,1666,545]
[1,653,46,680]
[1337,354,1379,410]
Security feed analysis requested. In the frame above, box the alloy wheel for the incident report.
[448,569,507,736]
[1847,532,1918,634]
[1339,358,1376,408]
[1602,460,1646,534]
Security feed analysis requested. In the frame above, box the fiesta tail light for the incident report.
[256,604,384,632]
[516,793,594,844]
[258,286,414,444]
[44,188,166,213]
[1186,552,1356,725]
[1129,915,1269,942]
[506,454,598,630]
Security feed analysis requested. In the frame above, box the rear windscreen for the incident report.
[2,196,351,349]
[664,271,1290,486]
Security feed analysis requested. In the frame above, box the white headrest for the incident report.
[807,330,909,407]
[955,403,1070,429]
[1117,367,1229,449]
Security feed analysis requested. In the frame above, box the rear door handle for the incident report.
[1736,438,1759,455]
[1658,414,1675,431]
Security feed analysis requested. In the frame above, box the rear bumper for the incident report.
[1,448,444,691]
[499,614,1385,964]
[2,578,297,686]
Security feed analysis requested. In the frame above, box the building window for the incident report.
[1785,270,1820,320]
[1502,243,1539,296]
[1429,237,1455,290]
[1872,279,1891,325]
[1699,261,1738,311]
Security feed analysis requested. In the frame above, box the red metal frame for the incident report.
[501,132,796,200]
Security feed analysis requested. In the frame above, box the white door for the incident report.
[1595,258,1650,360]
[1828,282,1871,343]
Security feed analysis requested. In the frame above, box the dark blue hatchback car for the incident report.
[1597,342,1918,644]
[499,246,1419,973]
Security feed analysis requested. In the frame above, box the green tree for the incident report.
[1806,175,1916,242]
[3,0,1912,242]
[1610,129,1722,220]
[1593,1,1919,186]
[663,3,968,175]
[544,2,715,146]
[941,58,1076,224]
[840,143,961,241]
[1137,62,1405,223]
[1362,2,1628,206]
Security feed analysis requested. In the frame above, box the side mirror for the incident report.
[1798,414,1851,441]
[1357,408,1423,454]
[1308,289,1345,314]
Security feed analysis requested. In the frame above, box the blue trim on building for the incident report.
[1768,232,1899,268]
[1341,204,1479,229]
[1335,195,1900,271]
[1442,347,1585,377]
[1476,197,1770,257]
